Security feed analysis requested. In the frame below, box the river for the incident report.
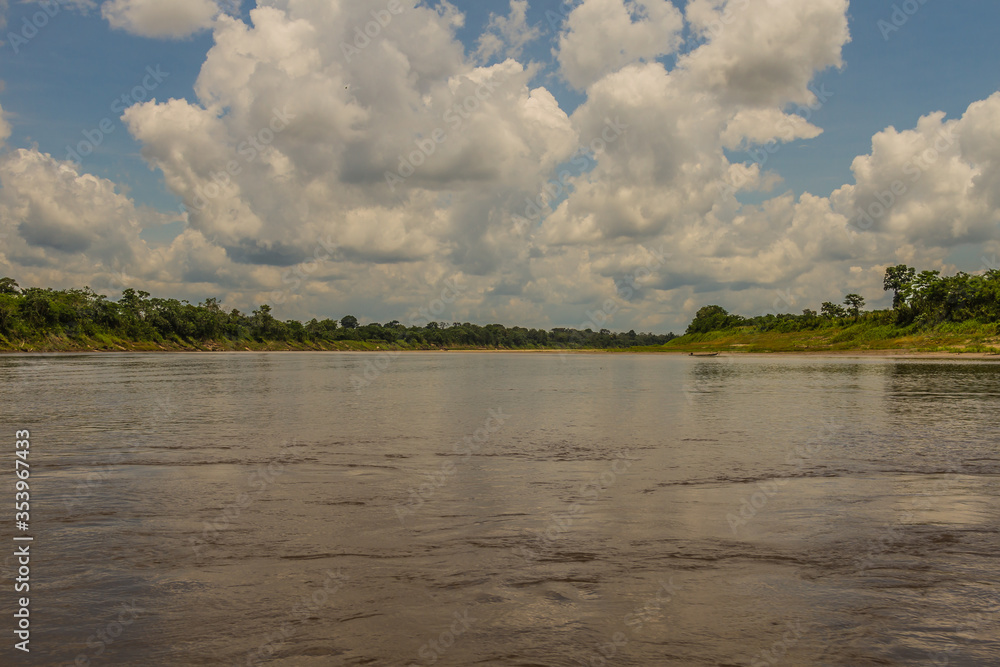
[1,352,998,665]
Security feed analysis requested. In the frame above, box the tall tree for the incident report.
[883,265,916,309]
[821,301,846,319]
[843,294,865,318]
[0,277,20,295]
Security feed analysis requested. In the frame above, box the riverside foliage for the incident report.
[0,278,675,350]
[683,266,1000,336]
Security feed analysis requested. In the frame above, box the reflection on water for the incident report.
[1,353,998,666]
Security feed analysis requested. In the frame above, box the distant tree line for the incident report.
[0,278,676,349]
[685,266,1000,335]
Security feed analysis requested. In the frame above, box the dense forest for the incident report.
[2,264,996,353]
[684,265,1000,336]
[0,277,675,350]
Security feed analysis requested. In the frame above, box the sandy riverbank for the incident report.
[3,347,999,359]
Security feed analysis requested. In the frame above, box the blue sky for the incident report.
[2,1,999,331]
[5,1,1000,215]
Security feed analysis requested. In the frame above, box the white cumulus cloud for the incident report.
[101,0,236,39]
[5,0,1000,332]
[556,0,685,90]
[476,0,542,63]
[0,148,176,287]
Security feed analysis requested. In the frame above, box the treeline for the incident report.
[685,265,1000,335]
[0,278,675,350]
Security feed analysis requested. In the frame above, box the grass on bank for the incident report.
[651,321,1000,354]
[4,319,1000,355]
[0,334,417,353]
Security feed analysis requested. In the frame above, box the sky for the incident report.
[1,0,999,333]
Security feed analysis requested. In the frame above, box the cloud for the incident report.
[541,0,849,248]
[681,0,850,107]
[0,101,10,148]
[556,0,685,91]
[476,0,542,63]
[100,0,235,38]
[720,107,823,150]
[122,2,574,274]
[0,148,171,279]
[7,0,1000,333]
[19,0,228,38]
[832,94,1000,250]
[2,0,857,329]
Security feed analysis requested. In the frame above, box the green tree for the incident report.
[194,297,225,339]
[251,304,278,340]
[686,305,739,334]
[843,294,865,318]
[340,315,359,329]
[0,277,20,295]
[912,270,942,295]
[19,288,56,329]
[0,294,19,334]
[820,301,847,319]
[883,265,916,308]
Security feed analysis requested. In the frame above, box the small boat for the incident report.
[689,352,719,357]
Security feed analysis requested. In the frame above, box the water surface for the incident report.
[1,353,998,665]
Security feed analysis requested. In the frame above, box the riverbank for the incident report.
[651,326,1000,355]
[2,345,999,359]
[0,335,399,353]
[2,328,999,356]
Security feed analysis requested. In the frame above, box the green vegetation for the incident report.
[0,279,676,352]
[3,265,997,354]
[663,265,1000,354]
